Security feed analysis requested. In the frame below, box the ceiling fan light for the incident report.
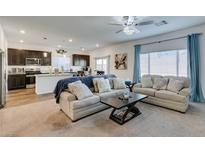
[134,28,140,33]
[123,26,130,33]
[126,31,135,35]
[123,25,140,35]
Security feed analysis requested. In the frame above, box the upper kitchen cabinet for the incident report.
[8,48,51,66]
[25,50,51,65]
[72,54,90,66]
[41,52,52,66]
[8,48,25,65]
[25,50,42,58]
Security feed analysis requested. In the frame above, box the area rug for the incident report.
[1,99,205,137]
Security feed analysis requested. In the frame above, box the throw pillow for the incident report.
[68,80,82,92]
[108,78,115,89]
[93,78,103,92]
[69,83,93,100]
[113,78,126,89]
[167,79,184,93]
[153,78,169,90]
[97,79,111,93]
[141,76,153,88]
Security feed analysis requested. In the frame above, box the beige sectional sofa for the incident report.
[59,88,129,121]
[132,75,190,112]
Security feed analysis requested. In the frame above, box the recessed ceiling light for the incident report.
[19,30,26,34]
[57,45,62,48]
[69,39,73,42]
[19,40,24,43]
[96,44,99,47]
[81,47,85,51]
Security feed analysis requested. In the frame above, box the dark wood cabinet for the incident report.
[8,49,25,65]
[73,54,90,66]
[8,74,26,90]
[41,52,51,66]
[8,48,51,66]
[25,50,43,59]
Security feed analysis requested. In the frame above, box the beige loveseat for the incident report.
[132,75,190,112]
[59,88,129,121]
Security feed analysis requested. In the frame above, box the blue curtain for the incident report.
[187,34,205,103]
[133,45,141,83]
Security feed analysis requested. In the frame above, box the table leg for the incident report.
[109,103,141,125]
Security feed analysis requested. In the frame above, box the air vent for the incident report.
[155,20,168,26]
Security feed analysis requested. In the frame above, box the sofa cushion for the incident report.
[167,78,184,93]
[95,90,118,99]
[95,89,129,99]
[111,89,130,95]
[93,78,103,92]
[141,76,153,88]
[179,88,190,97]
[133,88,156,97]
[68,80,82,92]
[155,90,186,103]
[164,76,189,88]
[69,83,94,100]
[108,78,115,89]
[71,95,100,110]
[97,79,111,93]
[60,91,77,102]
[143,75,163,82]
[113,78,126,89]
[153,78,169,90]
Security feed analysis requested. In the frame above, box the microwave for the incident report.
[26,58,41,65]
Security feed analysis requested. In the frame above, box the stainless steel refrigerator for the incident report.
[0,50,6,108]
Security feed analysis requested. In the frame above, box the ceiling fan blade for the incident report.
[108,23,123,26]
[137,20,154,26]
[116,29,123,34]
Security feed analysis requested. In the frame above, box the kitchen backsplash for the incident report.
[7,65,83,74]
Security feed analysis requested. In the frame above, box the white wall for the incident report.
[89,24,205,96]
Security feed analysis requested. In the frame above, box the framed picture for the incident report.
[114,53,127,70]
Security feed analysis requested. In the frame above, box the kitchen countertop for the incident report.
[8,72,77,76]
[8,73,26,75]
[35,72,76,77]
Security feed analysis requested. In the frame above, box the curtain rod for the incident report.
[136,33,202,46]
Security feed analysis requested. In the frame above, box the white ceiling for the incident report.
[1,16,205,51]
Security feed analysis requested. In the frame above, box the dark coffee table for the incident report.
[101,92,147,125]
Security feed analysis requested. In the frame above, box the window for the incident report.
[95,56,110,74]
[178,49,188,76]
[140,49,187,76]
[52,56,70,71]
[140,54,149,75]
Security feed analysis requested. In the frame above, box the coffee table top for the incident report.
[101,92,147,109]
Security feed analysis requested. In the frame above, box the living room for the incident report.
[1,0,205,153]
[1,16,205,136]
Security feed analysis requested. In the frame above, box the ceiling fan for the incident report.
[109,16,154,35]
[56,49,68,55]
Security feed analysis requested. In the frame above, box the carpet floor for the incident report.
[1,99,205,137]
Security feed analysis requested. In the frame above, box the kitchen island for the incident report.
[35,73,75,95]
